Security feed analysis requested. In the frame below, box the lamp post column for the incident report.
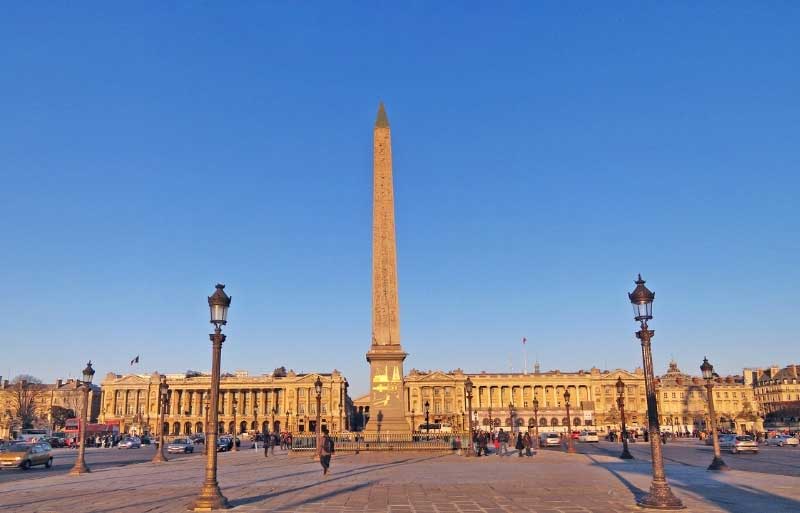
[152,376,169,463]
[629,275,683,510]
[204,399,209,456]
[231,397,238,453]
[315,377,322,460]
[466,394,474,456]
[618,396,633,459]
[188,284,231,511]
[69,384,91,474]
[564,392,576,454]
[700,356,729,471]
[533,400,540,449]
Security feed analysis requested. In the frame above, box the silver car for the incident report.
[118,437,142,449]
[719,434,758,454]
[167,437,195,454]
[765,435,799,447]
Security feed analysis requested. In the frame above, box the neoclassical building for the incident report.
[99,369,350,437]
[748,364,800,425]
[351,362,760,435]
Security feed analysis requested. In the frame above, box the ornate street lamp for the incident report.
[203,394,210,455]
[465,377,474,456]
[564,390,576,454]
[532,398,540,449]
[286,409,291,434]
[152,375,169,463]
[314,376,323,458]
[69,361,95,475]
[343,381,349,431]
[488,406,493,433]
[231,397,238,452]
[188,283,231,511]
[702,357,728,471]
[424,400,430,434]
[616,377,633,459]
[508,402,515,435]
[253,406,259,450]
[629,275,684,509]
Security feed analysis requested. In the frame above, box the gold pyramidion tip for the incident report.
[375,102,389,128]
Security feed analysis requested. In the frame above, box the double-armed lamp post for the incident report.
[424,400,430,434]
[69,361,95,475]
[465,377,474,456]
[629,275,684,509]
[701,357,729,471]
[616,377,633,459]
[152,375,169,463]
[188,284,232,511]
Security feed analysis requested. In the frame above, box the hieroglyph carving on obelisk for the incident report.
[371,101,402,349]
[366,102,409,433]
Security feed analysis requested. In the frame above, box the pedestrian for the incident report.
[319,430,334,476]
[523,432,532,456]
[515,432,524,457]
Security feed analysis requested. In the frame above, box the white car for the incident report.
[719,434,758,454]
[577,430,599,443]
[765,435,799,447]
[539,432,561,447]
[117,437,142,449]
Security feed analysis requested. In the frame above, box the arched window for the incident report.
[550,418,559,427]
[240,421,247,434]
[573,418,581,426]
[195,422,204,433]
[183,422,192,435]
[228,421,235,434]
[539,417,548,427]
[562,417,569,426]
[172,422,180,435]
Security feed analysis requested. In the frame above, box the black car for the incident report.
[216,437,232,452]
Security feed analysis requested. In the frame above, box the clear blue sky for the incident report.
[2,3,798,396]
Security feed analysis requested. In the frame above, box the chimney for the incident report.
[792,365,798,378]
[56,379,63,387]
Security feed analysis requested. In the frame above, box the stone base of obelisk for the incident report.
[365,348,410,434]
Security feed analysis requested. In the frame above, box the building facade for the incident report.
[748,364,800,426]
[0,377,101,439]
[99,369,350,437]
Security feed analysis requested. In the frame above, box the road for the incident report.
[0,443,207,484]
[566,438,800,477]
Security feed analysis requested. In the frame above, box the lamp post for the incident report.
[152,375,169,463]
[188,283,232,511]
[343,381,349,431]
[69,361,95,475]
[629,275,684,509]
[508,402,515,435]
[488,406,493,434]
[286,409,291,434]
[465,377,474,456]
[532,398,540,449]
[564,390,576,454]
[424,400,430,435]
[314,376,323,459]
[253,406,259,450]
[702,357,728,471]
[231,397,238,452]
[203,395,210,455]
[616,377,633,459]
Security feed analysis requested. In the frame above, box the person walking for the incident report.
[515,432,524,457]
[320,430,334,476]
[498,429,509,456]
[523,432,532,456]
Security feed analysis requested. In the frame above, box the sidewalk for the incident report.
[0,449,797,512]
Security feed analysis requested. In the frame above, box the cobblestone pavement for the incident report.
[1,448,798,513]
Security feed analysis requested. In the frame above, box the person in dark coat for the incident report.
[515,432,524,457]
[320,431,334,476]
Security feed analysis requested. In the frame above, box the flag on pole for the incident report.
[130,355,139,366]
[522,337,526,345]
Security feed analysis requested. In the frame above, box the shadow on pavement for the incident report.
[585,453,800,513]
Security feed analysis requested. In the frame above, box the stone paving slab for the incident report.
[0,450,798,513]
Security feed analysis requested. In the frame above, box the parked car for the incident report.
[46,437,66,448]
[191,434,205,445]
[539,433,561,447]
[578,430,599,443]
[765,435,799,447]
[167,438,195,454]
[140,436,151,445]
[0,442,53,470]
[719,434,758,454]
[118,437,142,449]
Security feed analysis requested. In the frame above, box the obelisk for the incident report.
[365,102,409,433]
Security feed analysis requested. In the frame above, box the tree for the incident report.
[50,406,76,430]
[10,375,44,429]
[273,367,287,378]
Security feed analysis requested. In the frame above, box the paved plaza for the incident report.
[1,442,799,513]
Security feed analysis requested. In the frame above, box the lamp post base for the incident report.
[636,482,685,510]
[187,483,229,511]
[620,448,634,459]
[707,456,729,471]
[68,461,91,475]
[152,446,169,463]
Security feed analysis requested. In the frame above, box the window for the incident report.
[671,392,676,399]
[663,393,668,399]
